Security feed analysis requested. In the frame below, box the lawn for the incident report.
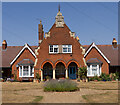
[1,81,119,103]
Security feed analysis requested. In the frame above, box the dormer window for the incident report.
[49,45,59,53]
[62,45,72,53]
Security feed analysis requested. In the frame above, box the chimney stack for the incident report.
[112,38,117,48]
[38,20,44,45]
[2,40,7,50]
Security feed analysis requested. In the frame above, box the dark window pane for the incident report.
[68,48,71,52]
[63,48,67,52]
[54,48,58,52]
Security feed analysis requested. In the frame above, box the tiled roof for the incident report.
[0,46,37,68]
[86,58,103,64]
[0,44,119,67]
[83,44,118,66]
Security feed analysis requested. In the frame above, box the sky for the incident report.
[2,2,118,46]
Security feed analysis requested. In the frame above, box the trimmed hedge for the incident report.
[44,79,79,92]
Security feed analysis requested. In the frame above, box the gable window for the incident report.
[19,65,34,77]
[23,66,29,76]
[92,65,97,75]
[49,45,59,53]
[87,64,101,77]
[62,45,72,53]
[18,59,34,77]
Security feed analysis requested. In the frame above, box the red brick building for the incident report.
[1,8,119,81]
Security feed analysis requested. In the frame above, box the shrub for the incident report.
[115,72,119,80]
[44,79,79,92]
[100,73,111,81]
[110,72,119,80]
[14,74,17,81]
[78,67,87,79]
[45,76,51,80]
[36,72,40,79]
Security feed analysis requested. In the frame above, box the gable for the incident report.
[10,44,36,65]
[84,43,110,64]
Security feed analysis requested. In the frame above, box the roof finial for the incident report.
[40,20,42,24]
[58,4,60,12]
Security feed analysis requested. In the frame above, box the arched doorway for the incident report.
[43,62,53,79]
[55,62,65,79]
[68,62,78,79]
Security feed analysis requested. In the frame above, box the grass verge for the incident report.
[32,96,43,103]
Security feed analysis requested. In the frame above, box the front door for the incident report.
[69,67,76,79]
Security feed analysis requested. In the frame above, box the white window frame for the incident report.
[19,65,34,77]
[62,45,72,53]
[49,45,59,54]
[87,64,101,77]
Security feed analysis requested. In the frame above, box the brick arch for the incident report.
[67,60,80,68]
[54,60,67,68]
[41,60,54,69]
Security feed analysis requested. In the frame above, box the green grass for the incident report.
[32,96,43,103]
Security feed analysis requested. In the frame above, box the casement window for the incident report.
[19,65,34,77]
[87,64,101,77]
[62,45,72,53]
[49,45,59,53]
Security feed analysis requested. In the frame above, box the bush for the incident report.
[110,72,119,80]
[100,73,111,81]
[88,76,101,81]
[78,67,87,80]
[44,79,79,92]
[36,72,40,79]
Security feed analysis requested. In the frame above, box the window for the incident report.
[62,45,72,53]
[19,66,22,76]
[49,45,59,53]
[87,64,101,77]
[19,66,34,77]
[87,65,90,75]
[92,65,97,75]
[23,66,29,76]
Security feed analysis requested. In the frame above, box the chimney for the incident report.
[2,40,7,50]
[112,38,117,48]
[38,20,44,45]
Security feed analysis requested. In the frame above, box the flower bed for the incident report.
[44,79,79,92]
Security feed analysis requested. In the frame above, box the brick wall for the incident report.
[85,47,109,74]
[34,24,86,71]
[12,48,35,80]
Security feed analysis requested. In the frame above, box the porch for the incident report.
[40,61,79,81]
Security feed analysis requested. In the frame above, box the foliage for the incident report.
[89,76,102,81]
[14,74,17,81]
[44,79,79,92]
[78,67,87,79]
[45,76,50,80]
[36,72,40,79]
[109,72,119,80]
[115,72,119,80]
[100,73,111,81]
